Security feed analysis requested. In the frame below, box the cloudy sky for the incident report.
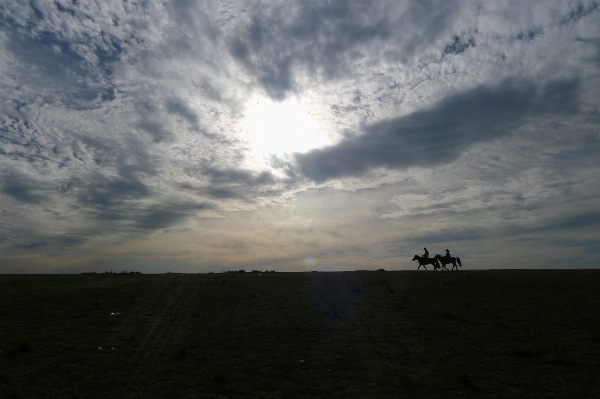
[1,0,599,273]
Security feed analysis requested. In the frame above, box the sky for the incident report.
[1,0,600,273]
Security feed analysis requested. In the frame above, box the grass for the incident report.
[0,270,599,398]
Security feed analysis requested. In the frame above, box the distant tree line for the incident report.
[223,270,277,274]
[81,271,142,274]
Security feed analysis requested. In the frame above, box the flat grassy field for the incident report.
[1,270,599,398]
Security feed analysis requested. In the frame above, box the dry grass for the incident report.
[1,270,599,398]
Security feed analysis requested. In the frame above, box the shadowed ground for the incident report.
[1,270,599,398]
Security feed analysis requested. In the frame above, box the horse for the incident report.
[434,254,462,271]
[412,255,441,271]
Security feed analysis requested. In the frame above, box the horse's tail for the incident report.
[457,257,462,267]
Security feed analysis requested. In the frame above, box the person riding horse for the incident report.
[434,251,462,271]
[423,247,429,258]
[412,253,440,271]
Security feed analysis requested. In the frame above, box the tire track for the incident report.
[129,279,197,376]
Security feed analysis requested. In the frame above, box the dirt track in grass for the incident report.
[1,270,599,398]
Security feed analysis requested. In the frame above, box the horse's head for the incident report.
[412,255,418,261]
[434,254,441,259]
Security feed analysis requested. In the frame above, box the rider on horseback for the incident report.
[423,247,429,258]
[445,249,451,258]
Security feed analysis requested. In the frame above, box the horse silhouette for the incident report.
[412,255,441,271]
[434,254,462,271]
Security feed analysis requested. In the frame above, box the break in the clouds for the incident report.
[1,0,599,272]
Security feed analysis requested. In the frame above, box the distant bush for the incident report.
[222,269,278,274]
[102,270,140,274]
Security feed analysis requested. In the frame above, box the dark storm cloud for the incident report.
[201,167,276,187]
[136,120,174,143]
[13,240,48,250]
[578,38,600,66]
[55,234,88,247]
[519,211,600,235]
[45,132,160,205]
[3,25,116,110]
[179,182,249,201]
[1,0,133,63]
[0,116,51,164]
[295,78,580,182]
[1,172,48,204]
[197,79,223,103]
[133,99,176,143]
[443,35,475,55]
[394,208,600,255]
[558,2,599,25]
[166,98,200,129]
[77,174,215,230]
[516,28,544,42]
[229,0,459,99]
[78,175,151,210]
[203,187,243,200]
[134,202,215,230]
[11,233,89,252]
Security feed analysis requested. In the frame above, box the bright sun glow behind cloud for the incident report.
[243,97,324,157]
